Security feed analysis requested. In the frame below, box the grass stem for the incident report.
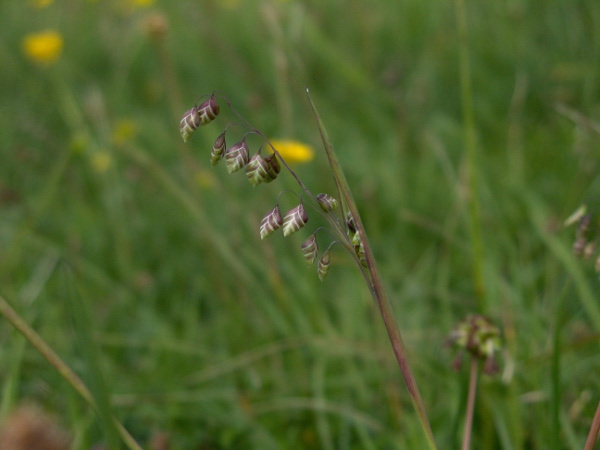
[454,0,486,311]
[461,358,479,450]
[0,295,143,450]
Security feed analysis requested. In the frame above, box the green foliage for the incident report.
[1,0,600,448]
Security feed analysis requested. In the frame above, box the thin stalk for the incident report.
[0,295,143,450]
[461,358,479,450]
[583,400,600,450]
[454,0,486,311]
[306,90,437,449]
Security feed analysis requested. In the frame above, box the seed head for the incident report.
[448,314,502,375]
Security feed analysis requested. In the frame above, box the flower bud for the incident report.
[282,204,308,237]
[301,234,318,265]
[245,154,270,187]
[225,139,250,174]
[260,206,283,240]
[211,132,226,166]
[448,314,502,375]
[316,193,338,212]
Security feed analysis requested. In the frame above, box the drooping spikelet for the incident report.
[317,249,331,281]
[282,204,308,237]
[245,154,270,187]
[196,94,220,124]
[211,132,226,166]
[263,153,281,183]
[301,234,318,265]
[179,94,220,142]
[346,212,357,235]
[225,139,250,174]
[316,193,338,212]
[260,205,283,239]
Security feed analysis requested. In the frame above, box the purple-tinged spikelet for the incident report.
[260,206,283,240]
[301,235,318,265]
[282,204,308,237]
[225,139,250,174]
[180,106,201,142]
[211,132,226,166]
[246,154,270,187]
[179,95,220,142]
[264,153,281,183]
[346,212,357,235]
[318,249,331,281]
[316,193,338,212]
[196,94,220,125]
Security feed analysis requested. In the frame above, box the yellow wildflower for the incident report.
[130,0,156,7]
[31,0,54,7]
[269,139,314,164]
[91,151,112,173]
[194,169,216,189]
[21,30,63,66]
[111,119,138,146]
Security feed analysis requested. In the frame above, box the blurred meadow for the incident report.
[1,0,600,448]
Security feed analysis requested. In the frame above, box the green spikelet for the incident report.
[225,139,250,174]
[246,154,270,187]
[264,153,281,182]
[316,193,339,212]
[317,249,331,281]
[301,234,318,265]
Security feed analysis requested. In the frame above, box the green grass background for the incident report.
[1,0,600,448]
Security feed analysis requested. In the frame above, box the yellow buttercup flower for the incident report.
[130,0,156,7]
[111,119,138,145]
[194,169,216,189]
[91,151,112,173]
[22,30,63,66]
[269,139,314,164]
[31,0,54,8]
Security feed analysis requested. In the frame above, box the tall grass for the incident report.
[1,0,600,448]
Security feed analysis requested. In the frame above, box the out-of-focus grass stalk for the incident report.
[0,295,143,450]
[454,0,486,312]
[307,91,437,450]
[584,401,600,450]
[550,280,571,450]
[262,2,294,137]
[461,358,478,450]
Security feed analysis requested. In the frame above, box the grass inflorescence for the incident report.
[1,0,600,448]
